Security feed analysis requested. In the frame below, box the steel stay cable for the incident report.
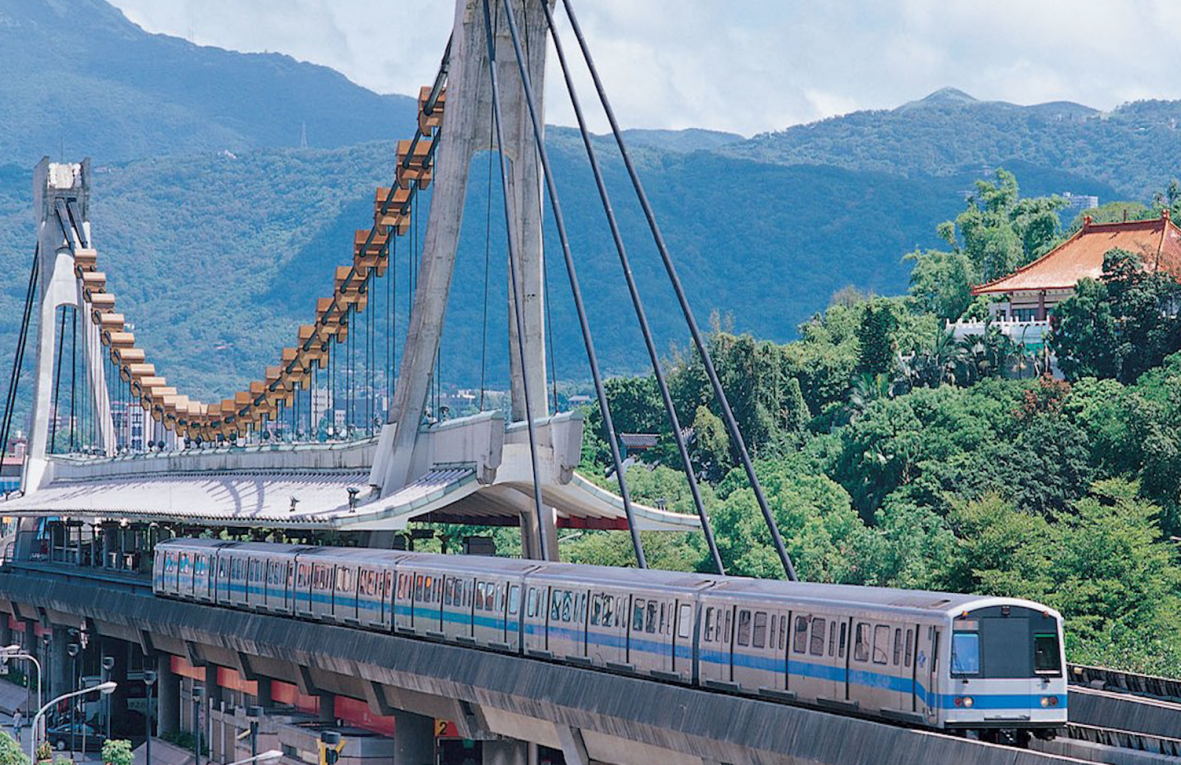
[542,0,723,574]
[483,0,551,561]
[559,0,797,581]
[501,0,646,567]
[0,245,41,463]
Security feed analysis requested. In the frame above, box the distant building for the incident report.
[619,433,659,458]
[0,455,21,494]
[1060,191,1099,222]
[951,211,1181,372]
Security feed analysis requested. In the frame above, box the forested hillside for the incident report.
[728,88,1181,199]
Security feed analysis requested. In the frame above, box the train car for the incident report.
[152,539,1066,744]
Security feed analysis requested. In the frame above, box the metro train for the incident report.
[153,539,1067,744]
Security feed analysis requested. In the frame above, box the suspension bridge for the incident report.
[0,2,1173,765]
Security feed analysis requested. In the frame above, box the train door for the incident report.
[522,582,546,655]
[505,582,522,651]
[921,625,941,724]
[381,569,394,628]
[671,600,693,681]
[358,566,384,628]
[294,560,313,617]
[393,570,413,632]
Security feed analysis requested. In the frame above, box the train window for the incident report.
[779,615,787,651]
[793,616,809,654]
[951,631,980,675]
[552,590,565,621]
[509,585,521,616]
[633,600,645,632]
[398,573,410,599]
[704,608,715,642]
[736,610,752,647]
[603,595,614,627]
[872,625,890,665]
[904,628,914,667]
[1034,633,1062,675]
[658,603,667,635]
[646,601,657,634]
[415,574,424,601]
[444,578,454,606]
[723,610,733,645]
[526,588,538,618]
[892,628,903,666]
[828,621,837,656]
[477,582,487,611]
[678,604,693,640]
[590,595,602,626]
[839,622,848,659]
[854,623,869,662]
[296,564,309,589]
[753,612,768,649]
[810,618,826,656]
[563,592,574,622]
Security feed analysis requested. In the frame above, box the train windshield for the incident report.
[1033,632,1062,675]
[950,631,980,675]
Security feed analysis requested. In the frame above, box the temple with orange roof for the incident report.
[971,209,1181,322]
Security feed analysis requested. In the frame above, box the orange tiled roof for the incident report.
[971,211,1181,295]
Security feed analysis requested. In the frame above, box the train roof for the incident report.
[156,539,1059,620]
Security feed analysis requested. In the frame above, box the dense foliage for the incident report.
[566,174,1181,678]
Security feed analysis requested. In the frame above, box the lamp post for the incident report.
[0,645,42,739]
[143,669,157,765]
[65,643,79,761]
[321,731,341,765]
[101,655,114,741]
[227,750,281,765]
[192,685,203,765]
[28,681,117,765]
[246,705,263,759]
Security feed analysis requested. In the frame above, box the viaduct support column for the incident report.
[156,654,179,736]
[49,626,69,701]
[393,709,433,765]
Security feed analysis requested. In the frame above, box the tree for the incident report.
[856,300,898,375]
[711,463,871,582]
[1051,249,1181,383]
[941,169,1065,281]
[905,248,977,320]
[947,493,1053,600]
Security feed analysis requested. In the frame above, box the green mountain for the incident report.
[0,0,418,164]
[726,88,1181,198]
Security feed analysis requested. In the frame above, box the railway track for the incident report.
[1065,722,1181,758]
[1068,663,1181,703]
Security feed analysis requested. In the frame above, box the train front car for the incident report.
[939,599,1067,745]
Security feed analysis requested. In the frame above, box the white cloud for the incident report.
[108,0,1181,135]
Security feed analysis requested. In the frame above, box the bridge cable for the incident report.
[49,307,67,454]
[559,0,796,580]
[541,1,724,574]
[500,0,647,567]
[482,0,552,561]
[0,245,40,463]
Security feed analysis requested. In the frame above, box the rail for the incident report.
[1067,663,1181,703]
[1066,722,1181,758]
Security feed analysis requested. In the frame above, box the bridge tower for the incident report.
[23,159,115,492]
[373,0,558,558]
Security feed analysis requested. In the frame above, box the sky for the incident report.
[108,0,1181,137]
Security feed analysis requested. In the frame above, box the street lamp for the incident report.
[66,643,79,762]
[246,705,264,759]
[0,645,42,738]
[227,750,282,765]
[321,731,341,765]
[101,655,115,740]
[192,685,203,765]
[28,681,116,765]
[143,669,157,765]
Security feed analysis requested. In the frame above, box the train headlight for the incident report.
[954,696,974,708]
[1041,696,1059,708]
